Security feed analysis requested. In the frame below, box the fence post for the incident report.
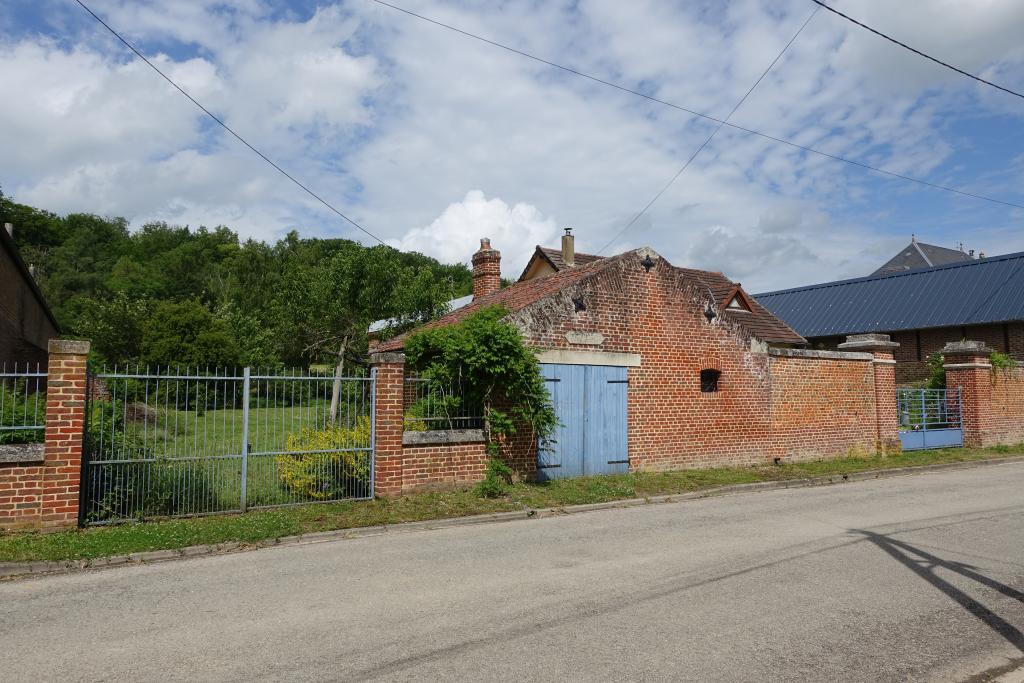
[838,333,901,455]
[240,366,250,512]
[941,341,993,448]
[370,352,405,497]
[41,339,90,529]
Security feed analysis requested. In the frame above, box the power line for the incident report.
[811,0,1024,101]
[597,6,819,255]
[371,0,1024,213]
[73,0,386,246]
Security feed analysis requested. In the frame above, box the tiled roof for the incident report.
[537,247,604,271]
[755,250,1024,338]
[676,268,806,345]
[379,251,806,351]
[871,240,972,276]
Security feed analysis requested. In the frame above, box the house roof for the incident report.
[380,250,805,351]
[367,294,472,334]
[754,250,1024,339]
[517,246,604,281]
[871,239,972,276]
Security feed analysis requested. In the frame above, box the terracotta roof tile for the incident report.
[380,251,806,351]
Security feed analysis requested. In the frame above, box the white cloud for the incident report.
[389,191,560,278]
[2,0,1023,291]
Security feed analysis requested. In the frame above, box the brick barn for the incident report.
[370,233,902,494]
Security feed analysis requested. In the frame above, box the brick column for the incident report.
[371,352,405,497]
[941,341,992,448]
[838,333,901,455]
[42,339,90,528]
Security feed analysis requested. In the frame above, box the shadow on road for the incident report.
[853,529,1024,653]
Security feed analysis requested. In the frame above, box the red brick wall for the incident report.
[767,354,878,461]
[989,367,1024,446]
[372,360,405,497]
[0,464,44,530]
[401,441,488,493]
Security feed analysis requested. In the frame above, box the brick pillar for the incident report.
[941,341,993,448]
[838,333,901,455]
[371,352,405,496]
[42,339,90,528]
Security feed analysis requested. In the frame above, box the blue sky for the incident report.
[2,0,1023,291]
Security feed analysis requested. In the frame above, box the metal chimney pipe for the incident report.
[561,227,574,267]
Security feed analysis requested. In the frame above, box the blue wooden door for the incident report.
[584,365,629,475]
[538,364,628,480]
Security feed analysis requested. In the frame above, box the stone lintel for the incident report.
[535,349,641,367]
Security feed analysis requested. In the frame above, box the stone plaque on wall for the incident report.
[565,331,604,346]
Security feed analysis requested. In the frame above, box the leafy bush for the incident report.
[406,305,557,477]
[475,458,514,498]
[0,380,45,444]
[925,352,945,389]
[990,351,1016,374]
[276,417,372,500]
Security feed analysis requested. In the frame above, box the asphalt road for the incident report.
[3,463,1024,682]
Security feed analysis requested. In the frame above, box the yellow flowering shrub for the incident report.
[276,417,372,499]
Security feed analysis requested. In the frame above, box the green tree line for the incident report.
[1,195,471,370]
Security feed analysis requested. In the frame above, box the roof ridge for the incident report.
[755,249,1024,299]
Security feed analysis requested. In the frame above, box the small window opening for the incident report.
[700,369,721,393]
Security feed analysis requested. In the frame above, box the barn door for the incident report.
[584,365,629,476]
[538,363,628,480]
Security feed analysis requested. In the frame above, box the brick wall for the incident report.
[0,339,89,531]
[990,367,1024,446]
[766,352,878,461]
[813,323,1024,385]
[400,441,488,493]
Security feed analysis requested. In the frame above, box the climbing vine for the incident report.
[405,306,557,483]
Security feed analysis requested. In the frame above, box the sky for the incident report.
[2,0,1023,292]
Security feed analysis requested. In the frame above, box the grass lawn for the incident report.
[3,444,1022,564]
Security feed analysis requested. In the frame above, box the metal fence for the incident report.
[403,371,483,431]
[0,362,46,445]
[82,366,374,524]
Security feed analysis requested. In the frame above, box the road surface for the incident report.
[3,462,1024,682]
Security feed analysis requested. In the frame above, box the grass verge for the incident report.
[2,444,1022,563]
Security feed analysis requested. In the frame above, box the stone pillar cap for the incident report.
[369,351,406,365]
[837,333,899,352]
[48,339,90,355]
[940,340,992,356]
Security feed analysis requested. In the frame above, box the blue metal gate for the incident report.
[897,388,963,450]
[538,363,628,479]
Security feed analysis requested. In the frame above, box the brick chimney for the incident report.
[561,227,575,267]
[472,238,501,300]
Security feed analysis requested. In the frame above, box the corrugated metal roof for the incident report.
[754,250,1024,338]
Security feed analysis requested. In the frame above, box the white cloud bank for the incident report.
[390,191,560,278]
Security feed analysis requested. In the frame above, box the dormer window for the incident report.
[726,296,749,311]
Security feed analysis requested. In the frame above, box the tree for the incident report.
[139,300,240,369]
[278,243,454,420]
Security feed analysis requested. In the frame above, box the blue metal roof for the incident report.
[754,250,1024,338]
